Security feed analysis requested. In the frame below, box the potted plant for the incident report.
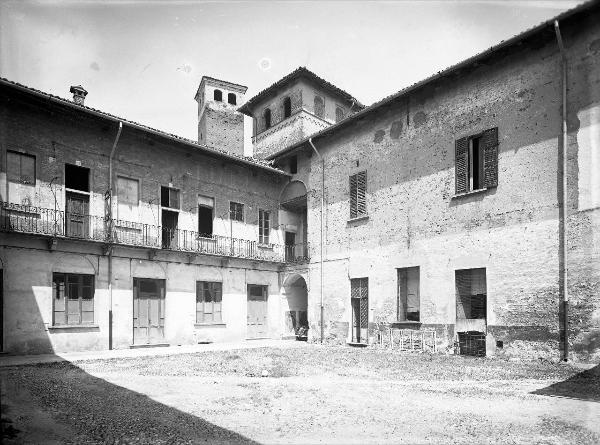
[295,325,309,341]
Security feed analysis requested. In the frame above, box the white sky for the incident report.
[0,0,586,154]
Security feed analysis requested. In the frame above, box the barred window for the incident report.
[230,201,244,222]
[335,107,345,123]
[349,171,367,219]
[196,281,222,324]
[53,273,94,326]
[259,209,270,244]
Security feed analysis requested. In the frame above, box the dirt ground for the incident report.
[1,344,599,444]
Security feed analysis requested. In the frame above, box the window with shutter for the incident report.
[349,171,367,219]
[454,127,498,194]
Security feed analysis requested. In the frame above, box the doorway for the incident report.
[285,231,296,262]
[351,278,369,343]
[247,284,268,339]
[455,268,487,356]
[65,192,89,238]
[161,210,178,249]
[133,278,166,345]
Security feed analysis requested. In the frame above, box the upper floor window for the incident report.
[227,93,236,105]
[214,89,223,101]
[230,201,244,222]
[289,155,298,174]
[263,108,272,129]
[314,95,324,118]
[283,97,292,118]
[65,164,90,192]
[349,171,367,219]
[335,107,345,123]
[53,273,94,326]
[7,151,35,185]
[161,186,180,209]
[117,176,139,221]
[259,209,270,244]
[455,127,498,194]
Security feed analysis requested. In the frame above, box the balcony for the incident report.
[0,202,309,264]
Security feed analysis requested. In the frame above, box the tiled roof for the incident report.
[0,77,287,175]
[266,0,597,160]
[238,66,365,116]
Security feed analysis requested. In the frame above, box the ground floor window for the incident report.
[53,273,94,325]
[397,266,420,321]
[196,281,222,323]
[455,268,487,320]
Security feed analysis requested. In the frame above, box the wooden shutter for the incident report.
[481,127,499,188]
[455,137,469,194]
[350,171,367,219]
[350,174,358,219]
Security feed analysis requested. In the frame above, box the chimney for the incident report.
[70,85,88,105]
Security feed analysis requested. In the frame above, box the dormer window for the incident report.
[263,108,272,129]
[214,89,223,101]
[228,93,236,105]
[283,97,292,118]
[314,95,324,118]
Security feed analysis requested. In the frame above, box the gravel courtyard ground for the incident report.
[1,344,599,444]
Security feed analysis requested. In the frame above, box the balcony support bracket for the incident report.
[186,253,196,265]
[147,249,158,261]
[47,237,58,251]
[102,244,113,256]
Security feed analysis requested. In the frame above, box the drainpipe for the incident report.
[554,20,568,362]
[308,137,325,344]
[108,122,123,350]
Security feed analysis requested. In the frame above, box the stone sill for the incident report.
[194,323,226,328]
[452,187,491,199]
[347,215,369,224]
[48,324,99,331]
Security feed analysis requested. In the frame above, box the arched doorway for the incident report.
[283,274,308,340]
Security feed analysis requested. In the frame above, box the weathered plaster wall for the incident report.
[300,15,600,361]
[0,237,284,355]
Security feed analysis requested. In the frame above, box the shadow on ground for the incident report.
[531,364,600,402]
[1,359,260,444]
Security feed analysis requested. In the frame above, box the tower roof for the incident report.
[238,66,364,116]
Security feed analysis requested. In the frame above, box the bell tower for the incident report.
[195,76,247,157]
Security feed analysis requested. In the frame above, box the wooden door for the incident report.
[161,210,178,249]
[66,192,89,238]
[247,285,268,339]
[133,278,166,345]
[351,278,369,343]
[285,232,296,262]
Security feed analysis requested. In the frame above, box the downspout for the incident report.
[108,122,123,350]
[308,137,325,344]
[554,20,569,362]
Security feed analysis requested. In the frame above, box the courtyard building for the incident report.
[1,0,599,362]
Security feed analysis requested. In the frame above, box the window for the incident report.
[349,171,367,219]
[455,127,498,194]
[263,108,272,129]
[227,93,236,105]
[289,155,298,174]
[161,186,180,209]
[7,151,35,185]
[259,209,270,244]
[456,268,487,320]
[397,267,420,322]
[65,164,90,192]
[196,281,222,324]
[314,95,324,118]
[117,176,139,221]
[53,273,94,325]
[213,89,222,101]
[283,97,292,118]
[335,107,345,123]
[198,195,214,236]
[230,201,244,222]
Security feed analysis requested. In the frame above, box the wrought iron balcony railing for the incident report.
[0,202,310,264]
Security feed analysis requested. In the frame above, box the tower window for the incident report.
[214,89,222,102]
[228,93,236,105]
[314,95,324,118]
[264,108,272,129]
[283,97,292,118]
